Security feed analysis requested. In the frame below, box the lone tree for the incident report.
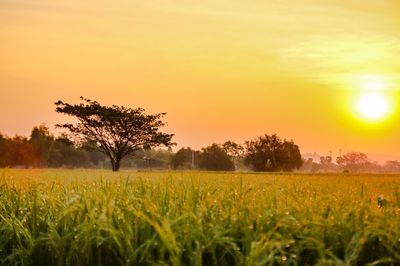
[55,97,174,171]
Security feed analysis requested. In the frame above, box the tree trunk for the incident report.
[114,160,121,172]
[111,158,121,172]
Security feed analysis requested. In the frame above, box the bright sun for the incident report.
[356,92,389,121]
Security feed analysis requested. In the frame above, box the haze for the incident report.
[1,0,400,159]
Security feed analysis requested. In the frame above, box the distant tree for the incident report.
[80,139,107,167]
[320,156,332,165]
[316,155,340,172]
[336,151,370,172]
[9,136,36,168]
[127,148,173,169]
[170,147,199,170]
[222,141,244,170]
[199,144,235,171]
[29,124,54,167]
[384,160,400,172]
[277,140,303,171]
[170,149,186,170]
[48,135,92,168]
[244,134,302,172]
[222,141,244,158]
[0,133,11,167]
[55,97,174,171]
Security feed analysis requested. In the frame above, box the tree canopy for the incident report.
[336,151,370,172]
[199,144,235,171]
[55,97,174,171]
[244,134,302,172]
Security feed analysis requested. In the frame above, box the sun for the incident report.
[356,92,389,121]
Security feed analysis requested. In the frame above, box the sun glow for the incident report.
[359,75,389,91]
[356,93,390,121]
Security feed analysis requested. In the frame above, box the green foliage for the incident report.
[0,170,399,265]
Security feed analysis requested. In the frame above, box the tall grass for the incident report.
[0,169,399,265]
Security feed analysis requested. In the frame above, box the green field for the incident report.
[0,170,399,265]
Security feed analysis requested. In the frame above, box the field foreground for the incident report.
[0,170,400,265]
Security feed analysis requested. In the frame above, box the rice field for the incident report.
[0,169,400,265]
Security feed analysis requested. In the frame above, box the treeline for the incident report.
[2,124,399,173]
[302,151,400,173]
[0,125,175,169]
[0,125,303,172]
[0,125,105,168]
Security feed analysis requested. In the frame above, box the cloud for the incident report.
[278,34,400,88]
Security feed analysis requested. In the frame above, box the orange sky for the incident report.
[1,0,400,160]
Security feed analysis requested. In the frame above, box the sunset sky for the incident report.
[1,0,400,160]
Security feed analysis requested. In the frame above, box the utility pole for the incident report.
[191,151,195,169]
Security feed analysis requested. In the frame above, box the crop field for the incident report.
[0,170,400,265]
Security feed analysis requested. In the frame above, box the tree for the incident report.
[170,147,199,170]
[336,151,370,172]
[222,141,244,158]
[222,141,244,170]
[55,97,174,171]
[80,139,107,167]
[48,134,99,168]
[122,148,173,169]
[320,156,332,165]
[9,135,36,168]
[170,149,187,170]
[277,140,303,171]
[0,133,11,167]
[384,160,400,172]
[29,124,54,167]
[244,134,302,172]
[199,144,235,171]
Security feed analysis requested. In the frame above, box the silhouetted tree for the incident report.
[222,141,244,170]
[244,134,302,172]
[384,160,400,172]
[81,139,107,167]
[222,141,244,158]
[336,151,370,172]
[47,134,92,168]
[9,136,36,168]
[0,133,11,167]
[170,148,188,170]
[170,147,199,170]
[126,149,173,169]
[55,97,174,171]
[320,156,332,165]
[29,124,54,167]
[277,140,303,171]
[199,144,235,171]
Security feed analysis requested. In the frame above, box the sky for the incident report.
[1,0,400,160]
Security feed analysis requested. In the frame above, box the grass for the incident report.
[0,169,400,265]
